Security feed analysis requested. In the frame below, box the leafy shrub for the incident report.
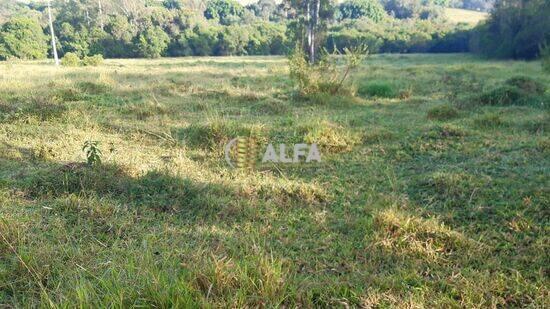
[358,81,396,98]
[289,46,367,97]
[82,54,104,66]
[427,104,459,120]
[61,52,81,67]
[82,141,102,166]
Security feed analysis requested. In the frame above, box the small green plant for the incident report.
[82,141,102,166]
[61,52,81,67]
[82,54,104,66]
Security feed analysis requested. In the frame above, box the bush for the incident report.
[289,46,367,97]
[61,52,81,67]
[82,54,104,66]
[358,81,396,98]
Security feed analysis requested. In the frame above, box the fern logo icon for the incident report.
[225,136,259,169]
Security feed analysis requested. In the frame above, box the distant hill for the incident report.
[444,8,488,25]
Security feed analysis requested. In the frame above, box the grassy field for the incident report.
[0,54,548,307]
[444,8,488,25]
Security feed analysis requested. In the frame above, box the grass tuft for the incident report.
[372,208,477,262]
[297,120,362,153]
[427,104,460,120]
[358,81,396,98]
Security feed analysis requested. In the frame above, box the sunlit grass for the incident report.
[0,54,548,307]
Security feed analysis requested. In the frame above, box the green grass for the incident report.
[0,54,549,307]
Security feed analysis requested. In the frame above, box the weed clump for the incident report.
[54,88,84,102]
[476,76,546,106]
[183,119,265,150]
[122,100,168,119]
[362,127,395,144]
[414,171,490,209]
[77,81,112,95]
[256,99,289,115]
[474,112,507,128]
[358,81,396,98]
[504,76,546,95]
[478,86,523,105]
[427,104,459,120]
[257,180,329,206]
[289,46,366,97]
[425,124,467,139]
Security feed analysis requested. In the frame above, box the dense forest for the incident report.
[0,0,548,60]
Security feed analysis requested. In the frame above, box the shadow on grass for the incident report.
[0,144,233,220]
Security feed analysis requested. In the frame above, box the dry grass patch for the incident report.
[298,120,362,153]
[372,208,479,262]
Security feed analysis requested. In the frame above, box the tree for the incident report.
[339,0,386,22]
[246,0,278,20]
[163,0,184,10]
[135,25,170,58]
[204,0,245,25]
[0,17,48,60]
[382,0,422,19]
[470,0,550,59]
[285,0,335,63]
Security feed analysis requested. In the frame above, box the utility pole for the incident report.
[47,0,59,66]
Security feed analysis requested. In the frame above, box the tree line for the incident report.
[0,0,547,61]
